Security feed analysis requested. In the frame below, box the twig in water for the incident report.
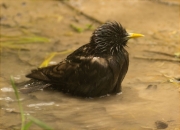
[144,50,177,58]
[61,1,104,24]
[134,56,180,63]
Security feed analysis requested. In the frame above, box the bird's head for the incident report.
[90,22,144,54]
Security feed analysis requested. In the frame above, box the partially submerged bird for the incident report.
[20,22,143,97]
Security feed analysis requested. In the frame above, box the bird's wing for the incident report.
[26,44,91,82]
[26,60,78,83]
[26,55,118,96]
[26,43,93,83]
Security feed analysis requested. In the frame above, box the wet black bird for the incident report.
[20,22,143,97]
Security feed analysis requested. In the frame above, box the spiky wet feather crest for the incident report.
[90,22,128,55]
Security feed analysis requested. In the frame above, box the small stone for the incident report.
[155,120,168,129]
[146,84,157,90]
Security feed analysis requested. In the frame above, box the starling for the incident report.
[20,22,143,97]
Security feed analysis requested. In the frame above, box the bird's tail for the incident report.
[16,79,50,94]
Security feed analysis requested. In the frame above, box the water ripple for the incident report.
[27,102,55,108]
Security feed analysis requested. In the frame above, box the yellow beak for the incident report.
[127,33,144,39]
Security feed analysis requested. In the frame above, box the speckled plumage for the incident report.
[22,22,130,97]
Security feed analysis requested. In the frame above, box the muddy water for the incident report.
[0,0,180,130]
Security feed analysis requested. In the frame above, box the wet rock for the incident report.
[155,120,168,129]
[0,3,8,9]
[21,2,26,6]
[146,84,157,90]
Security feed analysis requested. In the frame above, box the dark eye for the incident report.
[125,33,129,37]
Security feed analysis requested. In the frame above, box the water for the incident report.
[0,0,180,129]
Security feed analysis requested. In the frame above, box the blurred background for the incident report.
[0,0,180,129]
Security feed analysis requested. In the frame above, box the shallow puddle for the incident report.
[0,0,180,129]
